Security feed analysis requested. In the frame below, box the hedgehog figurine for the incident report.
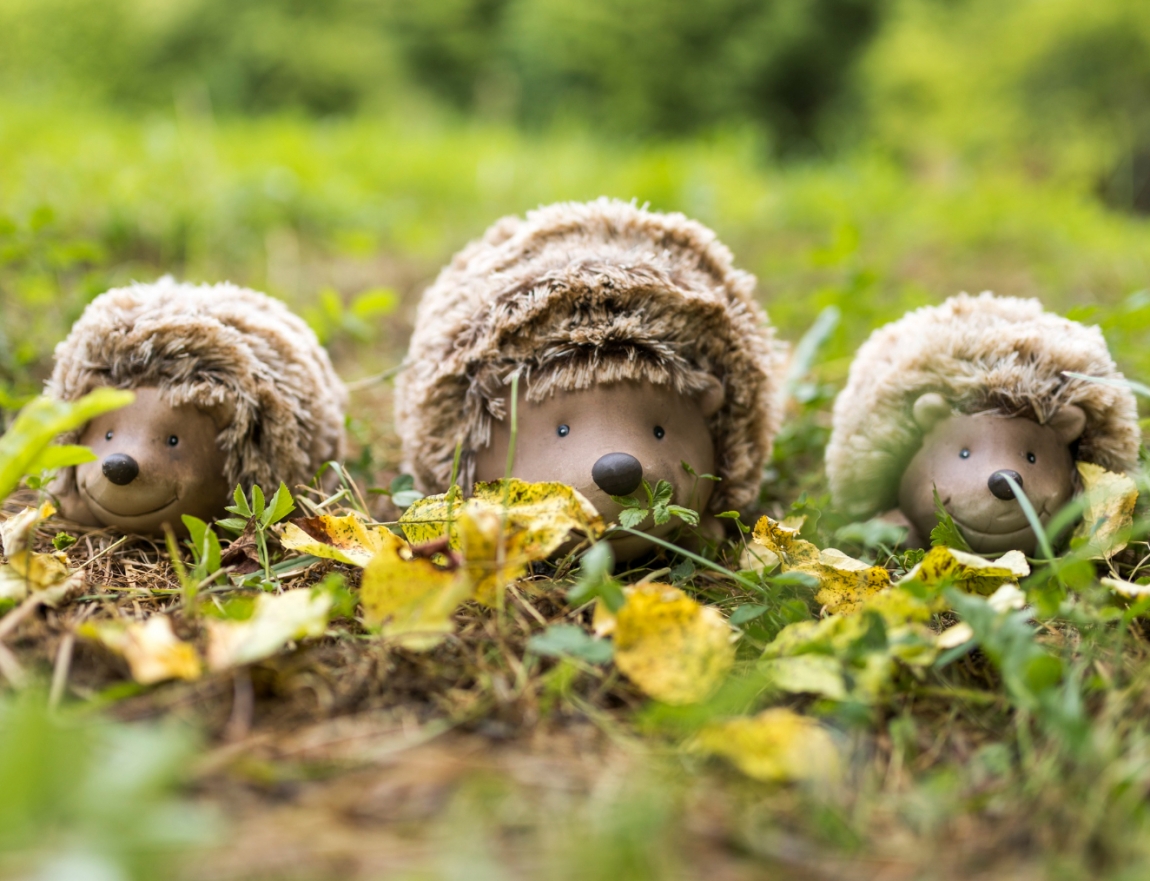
[395,198,782,558]
[826,292,1140,555]
[48,278,348,534]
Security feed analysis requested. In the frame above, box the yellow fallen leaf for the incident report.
[0,503,85,606]
[900,546,1029,595]
[281,513,404,567]
[690,708,841,784]
[400,480,604,607]
[761,586,937,703]
[359,539,472,651]
[80,616,202,684]
[760,654,848,700]
[612,583,735,705]
[207,588,334,670]
[987,583,1027,613]
[752,516,891,614]
[399,479,603,552]
[591,597,618,638]
[936,622,974,649]
[1102,576,1150,600]
[1074,462,1138,560]
[456,506,529,607]
[0,501,55,556]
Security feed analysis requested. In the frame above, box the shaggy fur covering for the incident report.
[826,292,1141,517]
[48,278,348,495]
[395,198,782,511]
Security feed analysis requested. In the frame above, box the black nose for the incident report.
[592,452,644,496]
[102,453,140,486]
[988,470,1022,500]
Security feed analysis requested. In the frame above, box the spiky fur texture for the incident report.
[826,292,1141,517]
[48,278,348,496]
[395,198,782,511]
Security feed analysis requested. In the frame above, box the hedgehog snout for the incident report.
[592,453,643,496]
[988,470,1022,501]
[102,453,140,486]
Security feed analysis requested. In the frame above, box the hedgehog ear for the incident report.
[1047,404,1086,445]
[204,398,237,431]
[912,393,950,432]
[696,376,725,418]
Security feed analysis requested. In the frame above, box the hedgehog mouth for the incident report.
[80,482,180,520]
[951,506,1049,542]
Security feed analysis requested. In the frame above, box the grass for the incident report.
[3,97,1150,879]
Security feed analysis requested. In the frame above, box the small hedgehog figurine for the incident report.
[49,278,348,534]
[395,198,782,558]
[826,292,1141,554]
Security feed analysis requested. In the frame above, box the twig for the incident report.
[0,641,26,687]
[49,632,75,709]
[636,567,671,585]
[79,535,128,569]
[0,591,45,641]
[224,667,255,742]
[344,363,402,392]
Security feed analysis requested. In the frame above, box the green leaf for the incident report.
[930,488,972,552]
[27,444,97,472]
[567,542,625,612]
[261,482,295,528]
[392,489,424,508]
[730,603,769,625]
[527,624,614,664]
[0,389,134,500]
[182,515,222,575]
[652,504,671,526]
[389,473,415,494]
[228,485,252,518]
[666,505,700,526]
[610,494,642,509]
[52,532,77,551]
[251,485,266,519]
[652,480,674,507]
[618,507,650,529]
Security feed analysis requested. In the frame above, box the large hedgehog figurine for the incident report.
[826,292,1141,554]
[49,278,348,534]
[395,198,782,558]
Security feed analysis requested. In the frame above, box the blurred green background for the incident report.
[3,0,1150,398]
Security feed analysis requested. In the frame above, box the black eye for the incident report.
[1027,452,1036,464]
[557,424,570,438]
[654,426,665,440]
[105,430,113,441]
[168,435,179,447]
[959,448,970,459]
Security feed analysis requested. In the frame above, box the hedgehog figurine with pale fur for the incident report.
[49,279,348,534]
[395,198,783,558]
[826,292,1140,555]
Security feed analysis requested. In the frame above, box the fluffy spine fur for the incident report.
[395,198,783,512]
[48,278,348,495]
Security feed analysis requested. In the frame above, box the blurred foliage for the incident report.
[0,0,873,152]
[861,0,1150,209]
[4,0,1150,189]
[0,691,214,879]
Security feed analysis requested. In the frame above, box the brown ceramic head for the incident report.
[60,387,232,534]
[896,392,1086,555]
[474,379,722,559]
